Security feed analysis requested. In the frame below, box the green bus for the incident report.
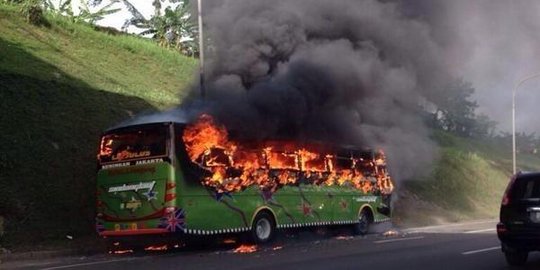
[96,119,393,246]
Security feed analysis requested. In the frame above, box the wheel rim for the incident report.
[358,213,368,232]
[255,218,271,240]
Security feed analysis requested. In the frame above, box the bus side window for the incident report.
[355,159,375,176]
[302,153,327,172]
[174,125,209,184]
[201,147,231,168]
[335,156,354,170]
[265,150,298,171]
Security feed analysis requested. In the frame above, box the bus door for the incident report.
[330,152,356,223]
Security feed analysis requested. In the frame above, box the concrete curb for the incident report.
[0,247,104,262]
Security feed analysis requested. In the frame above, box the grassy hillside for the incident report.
[394,131,540,226]
[0,4,196,249]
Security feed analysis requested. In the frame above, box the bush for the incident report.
[20,0,49,26]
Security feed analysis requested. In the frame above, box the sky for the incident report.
[77,0,156,33]
[97,1,150,30]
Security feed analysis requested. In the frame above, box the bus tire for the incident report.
[353,208,372,236]
[250,211,276,244]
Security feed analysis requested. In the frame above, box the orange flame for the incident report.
[183,114,230,161]
[383,230,399,237]
[234,244,258,253]
[223,238,237,244]
[183,114,395,195]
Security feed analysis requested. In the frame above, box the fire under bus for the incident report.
[96,115,394,247]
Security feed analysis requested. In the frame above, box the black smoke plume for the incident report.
[179,0,459,181]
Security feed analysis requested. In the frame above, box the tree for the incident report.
[43,0,121,24]
[19,0,48,26]
[434,79,480,137]
[470,114,497,138]
[122,0,198,56]
[74,0,122,24]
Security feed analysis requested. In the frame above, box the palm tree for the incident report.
[41,0,121,24]
[121,0,198,56]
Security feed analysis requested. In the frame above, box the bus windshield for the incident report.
[98,126,168,164]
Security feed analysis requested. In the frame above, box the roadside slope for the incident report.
[0,4,196,249]
[395,131,540,226]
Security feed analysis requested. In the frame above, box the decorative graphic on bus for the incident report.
[112,150,151,161]
[182,114,394,195]
[159,208,186,232]
[108,181,156,193]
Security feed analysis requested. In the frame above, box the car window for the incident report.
[512,176,540,200]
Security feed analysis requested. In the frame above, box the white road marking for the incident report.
[462,246,501,255]
[41,257,139,270]
[464,228,496,234]
[374,236,425,244]
[402,220,497,234]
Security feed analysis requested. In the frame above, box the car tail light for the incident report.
[497,222,507,234]
[501,175,517,206]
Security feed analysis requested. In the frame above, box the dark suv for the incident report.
[498,171,540,266]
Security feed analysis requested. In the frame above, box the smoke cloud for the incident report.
[123,0,540,182]
[399,0,540,133]
[176,0,467,181]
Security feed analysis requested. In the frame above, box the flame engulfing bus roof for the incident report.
[182,114,394,195]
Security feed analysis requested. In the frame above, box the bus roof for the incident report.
[103,121,375,154]
[103,121,185,134]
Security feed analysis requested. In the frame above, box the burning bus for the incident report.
[95,114,394,246]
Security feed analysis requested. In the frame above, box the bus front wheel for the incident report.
[353,209,372,236]
[250,211,275,244]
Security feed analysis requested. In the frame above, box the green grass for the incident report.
[0,4,197,107]
[0,3,196,249]
[395,131,540,226]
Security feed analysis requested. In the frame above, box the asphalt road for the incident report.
[5,220,540,270]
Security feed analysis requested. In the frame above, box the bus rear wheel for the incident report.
[250,211,275,244]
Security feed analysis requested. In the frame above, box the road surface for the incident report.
[4,220,540,270]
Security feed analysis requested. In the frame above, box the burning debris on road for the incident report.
[183,114,394,195]
[382,230,399,237]
[233,244,258,254]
